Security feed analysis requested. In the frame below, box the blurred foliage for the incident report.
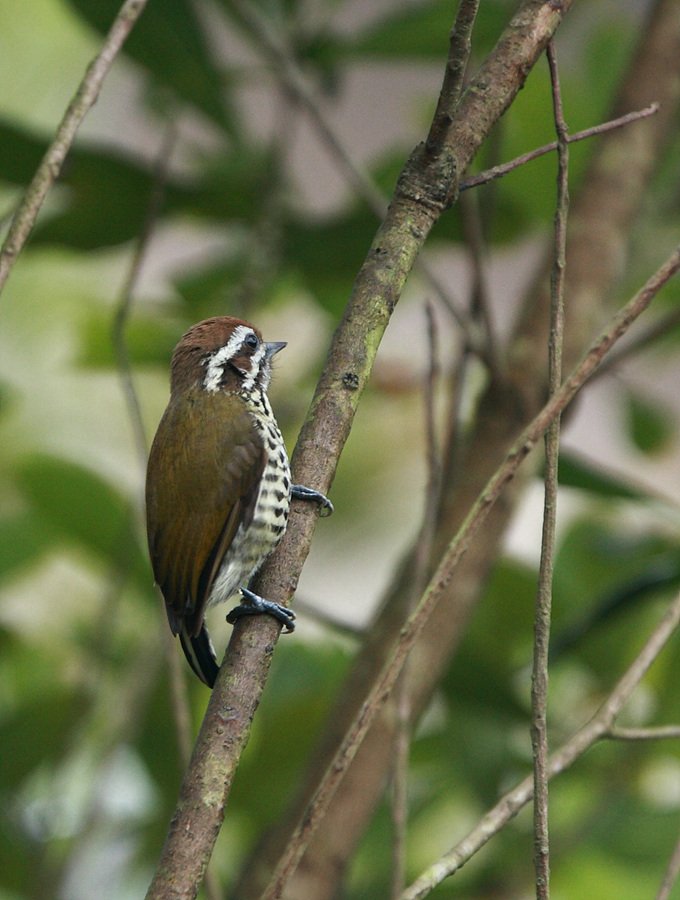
[0,1,679,900]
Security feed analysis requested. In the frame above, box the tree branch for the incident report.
[460,102,659,191]
[605,726,680,741]
[390,301,443,899]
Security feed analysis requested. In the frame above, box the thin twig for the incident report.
[391,302,443,899]
[108,126,198,785]
[428,0,481,145]
[591,304,680,379]
[261,245,680,900]
[164,625,194,766]
[531,41,569,900]
[0,0,149,295]
[401,587,680,900]
[656,827,680,900]
[112,127,176,473]
[606,725,680,741]
[459,189,501,375]
[460,102,660,192]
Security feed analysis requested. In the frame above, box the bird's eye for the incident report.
[244,332,259,352]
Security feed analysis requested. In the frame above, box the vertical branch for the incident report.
[459,189,501,374]
[0,0,149,295]
[112,127,176,471]
[531,41,569,900]
[446,0,480,100]
[391,302,442,898]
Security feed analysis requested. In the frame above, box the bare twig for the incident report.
[108,126,199,784]
[164,625,194,767]
[112,128,175,473]
[531,41,569,900]
[656,828,680,900]
[390,686,410,900]
[606,725,680,741]
[391,302,442,899]
[460,102,659,192]
[428,0,481,142]
[262,245,680,900]
[0,0,149,295]
[592,304,680,378]
[459,189,501,375]
[401,586,680,900]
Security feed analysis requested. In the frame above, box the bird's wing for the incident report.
[146,388,265,637]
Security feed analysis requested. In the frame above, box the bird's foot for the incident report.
[227,588,296,633]
[291,484,334,517]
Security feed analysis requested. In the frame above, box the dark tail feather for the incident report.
[179,622,220,688]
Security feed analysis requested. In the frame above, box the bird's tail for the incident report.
[179,621,220,688]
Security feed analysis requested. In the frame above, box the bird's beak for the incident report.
[265,341,287,359]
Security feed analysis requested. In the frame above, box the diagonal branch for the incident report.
[460,102,659,191]
[0,0,149,295]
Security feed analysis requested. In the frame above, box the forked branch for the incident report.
[402,584,680,900]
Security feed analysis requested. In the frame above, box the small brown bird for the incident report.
[145,316,332,687]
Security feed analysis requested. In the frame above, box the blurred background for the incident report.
[1,1,679,898]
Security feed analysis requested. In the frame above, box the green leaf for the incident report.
[16,454,132,561]
[625,390,674,455]
[76,309,179,369]
[0,513,52,581]
[65,0,235,133]
[0,118,273,248]
[284,208,378,315]
[556,453,644,501]
[0,688,87,788]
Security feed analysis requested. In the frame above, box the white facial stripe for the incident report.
[203,325,266,393]
[240,343,266,393]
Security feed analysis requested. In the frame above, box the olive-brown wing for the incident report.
[146,388,265,636]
